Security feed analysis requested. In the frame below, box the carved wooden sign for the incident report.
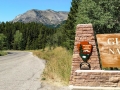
[77,41,92,54]
[77,41,92,70]
[82,44,92,54]
[96,34,120,68]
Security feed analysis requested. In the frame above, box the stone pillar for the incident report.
[69,24,120,88]
[70,24,101,85]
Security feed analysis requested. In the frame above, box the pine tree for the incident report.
[26,37,31,50]
[0,33,6,50]
[13,30,23,50]
[63,0,80,50]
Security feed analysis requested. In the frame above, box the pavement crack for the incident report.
[27,73,35,80]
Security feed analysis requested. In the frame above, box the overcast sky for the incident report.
[0,0,72,22]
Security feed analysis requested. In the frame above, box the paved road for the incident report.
[0,51,45,90]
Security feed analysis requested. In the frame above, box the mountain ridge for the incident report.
[12,9,69,26]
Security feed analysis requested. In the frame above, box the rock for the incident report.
[109,77,119,83]
[80,62,91,70]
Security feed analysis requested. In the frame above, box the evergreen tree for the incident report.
[62,0,80,50]
[13,30,23,50]
[37,31,43,49]
[0,33,6,50]
[0,21,57,50]
[26,37,31,50]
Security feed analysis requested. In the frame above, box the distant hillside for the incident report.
[12,9,68,26]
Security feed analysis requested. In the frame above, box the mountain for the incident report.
[12,9,68,26]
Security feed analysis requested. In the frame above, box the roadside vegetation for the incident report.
[0,51,7,56]
[32,47,72,85]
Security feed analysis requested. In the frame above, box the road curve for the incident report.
[0,51,45,90]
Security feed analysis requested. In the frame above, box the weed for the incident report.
[32,47,72,85]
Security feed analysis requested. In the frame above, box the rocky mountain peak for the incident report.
[12,9,69,26]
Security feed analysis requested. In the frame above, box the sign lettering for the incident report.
[107,38,119,45]
[109,48,120,54]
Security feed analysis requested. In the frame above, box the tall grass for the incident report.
[0,51,7,56]
[32,47,72,85]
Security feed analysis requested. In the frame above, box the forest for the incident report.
[0,0,120,51]
[0,22,57,50]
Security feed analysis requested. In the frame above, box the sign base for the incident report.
[80,62,91,70]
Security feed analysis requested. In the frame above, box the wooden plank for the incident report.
[96,34,120,68]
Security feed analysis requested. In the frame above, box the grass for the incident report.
[0,51,7,56]
[31,47,72,85]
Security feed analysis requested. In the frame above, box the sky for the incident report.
[0,0,72,22]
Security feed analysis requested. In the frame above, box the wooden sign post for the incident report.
[96,34,120,68]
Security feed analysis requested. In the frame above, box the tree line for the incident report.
[0,0,120,52]
[0,22,58,50]
[58,0,120,50]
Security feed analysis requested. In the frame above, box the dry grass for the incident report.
[0,51,7,56]
[31,47,72,85]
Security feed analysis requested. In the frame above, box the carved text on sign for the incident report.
[108,48,120,54]
[107,38,119,45]
[107,38,120,54]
